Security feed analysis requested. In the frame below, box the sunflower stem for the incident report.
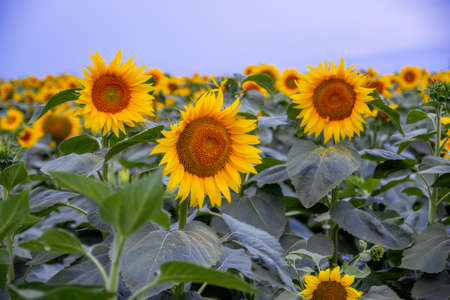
[6,233,14,284]
[178,199,188,230]
[429,103,442,225]
[330,186,339,267]
[107,233,125,297]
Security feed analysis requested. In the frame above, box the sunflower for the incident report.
[0,82,13,100]
[76,50,154,137]
[33,107,82,144]
[258,63,280,81]
[145,68,165,94]
[300,267,363,300]
[151,91,262,208]
[291,59,373,143]
[277,69,302,96]
[1,108,24,131]
[161,76,182,95]
[399,66,422,89]
[17,126,42,148]
[243,65,260,76]
[242,81,268,98]
[369,75,393,99]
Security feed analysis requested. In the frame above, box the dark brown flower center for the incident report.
[42,115,72,142]
[285,75,299,89]
[313,281,347,300]
[92,75,130,113]
[313,78,356,121]
[404,71,416,83]
[176,118,231,177]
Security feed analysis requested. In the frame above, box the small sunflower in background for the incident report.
[161,76,182,95]
[369,75,393,99]
[291,59,373,144]
[277,68,302,96]
[151,91,262,208]
[258,63,280,82]
[76,50,154,137]
[17,126,41,148]
[145,68,165,94]
[398,66,422,90]
[1,108,24,131]
[300,266,363,300]
[0,82,13,100]
[242,81,269,98]
[33,107,82,144]
[243,64,260,76]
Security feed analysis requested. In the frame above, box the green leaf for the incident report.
[99,170,164,236]
[0,190,29,239]
[104,125,163,161]
[372,176,411,196]
[330,202,414,250]
[8,282,113,300]
[37,88,81,120]
[401,186,426,198]
[121,222,221,298]
[360,149,406,162]
[287,140,361,208]
[406,109,429,124]
[156,261,263,296]
[242,73,277,95]
[0,162,27,192]
[0,248,10,288]
[363,285,402,300]
[369,93,404,135]
[19,229,85,255]
[59,135,100,155]
[342,263,371,278]
[411,271,450,300]
[400,224,450,273]
[433,173,450,187]
[49,171,111,204]
[41,153,103,176]
[373,159,415,178]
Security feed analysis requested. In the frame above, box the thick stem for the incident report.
[429,104,442,224]
[178,200,188,230]
[329,186,339,267]
[6,234,14,283]
[108,234,125,297]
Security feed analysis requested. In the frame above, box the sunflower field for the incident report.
[0,51,449,300]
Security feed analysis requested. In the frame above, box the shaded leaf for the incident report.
[360,149,406,162]
[0,248,9,288]
[59,135,100,155]
[20,229,85,255]
[411,272,450,300]
[216,247,252,277]
[0,162,27,192]
[362,285,401,300]
[0,190,29,239]
[400,223,450,273]
[41,153,103,176]
[250,164,288,187]
[369,93,404,135]
[330,202,414,250]
[30,188,78,213]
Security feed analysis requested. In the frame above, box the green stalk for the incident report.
[108,234,125,298]
[6,234,14,283]
[429,104,442,224]
[330,186,339,267]
[178,200,188,230]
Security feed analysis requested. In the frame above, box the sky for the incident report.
[0,0,449,79]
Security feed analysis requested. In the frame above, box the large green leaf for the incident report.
[411,272,450,300]
[49,171,111,204]
[58,135,100,155]
[220,189,287,238]
[360,149,407,162]
[121,222,220,298]
[0,248,9,288]
[156,261,263,296]
[99,170,164,236]
[406,109,430,124]
[36,88,81,119]
[20,229,85,255]
[400,224,450,273]
[330,202,414,250]
[242,73,277,95]
[0,190,29,239]
[362,285,401,300]
[8,283,113,300]
[287,140,360,208]
[29,188,78,213]
[0,162,27,192]
[104,125,163,161]
[41,153,103,176]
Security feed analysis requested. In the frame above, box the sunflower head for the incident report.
[17,126,42,148]
[368,75,393,99]
[77,50,154,137]
[0,82,13,100]
[399,66,422,89]
[145,68,165,93]
[1,108,24,131]
[34,107,82,144]
[291,59,373,144]
[301,266,363,300]
[151,91,262,208]
[243,65,260,76]
[277,68,302,96]
[258,63,280,81]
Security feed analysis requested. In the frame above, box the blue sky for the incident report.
[0,0,449,79]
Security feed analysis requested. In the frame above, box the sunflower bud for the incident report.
[370,244,384,261]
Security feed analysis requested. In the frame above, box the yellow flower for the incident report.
[165,97,176,106]
[37,84,59,103]
[300,266,363,300]
[0,82,13,101]
[145,68,165,94]
[369,75,393,99]
[161,76,182,95]
[291,59,373,143]
[33,107,82,144]
[17,126,42,148]
[277,69,302,96]
[243,65,260,76]
[441,117,450,125]
[365,67,378,80]
[258,63,280,81]
[1,108,24,131]
[242,81,268,98]
[76,50,154,137]
[151,91,262,208]
[399,66,422,90]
